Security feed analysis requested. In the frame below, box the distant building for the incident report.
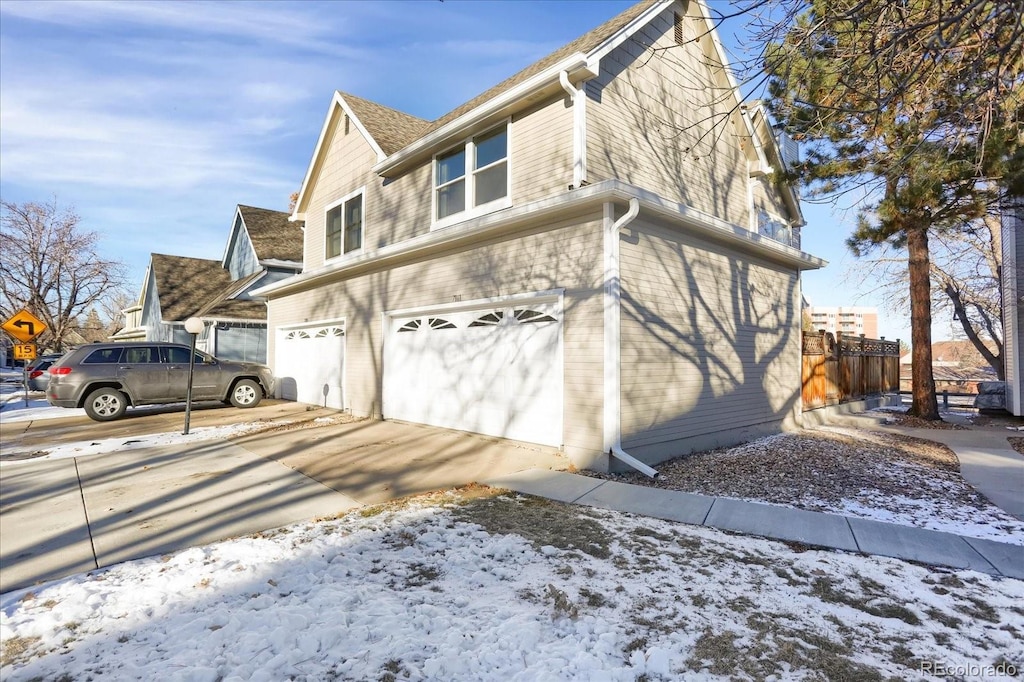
[807,306,879,339]
[898,342,997,394]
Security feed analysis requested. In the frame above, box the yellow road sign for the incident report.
[13,343,37,361]
[2,309,46,343]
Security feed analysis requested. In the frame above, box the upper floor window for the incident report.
[434,124,509,225]
[326,190,363,260]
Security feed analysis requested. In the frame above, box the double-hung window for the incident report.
[325,190,363,260]
[434,124,509,225]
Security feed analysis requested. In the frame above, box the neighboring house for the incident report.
[1003,197,1023,416]
[114,205,302,362]
[252,0,825,472]
[898,340,999,394]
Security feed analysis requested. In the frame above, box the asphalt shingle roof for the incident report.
[350,0,658,156]
[236,205,303,263]
[151,254,265,322]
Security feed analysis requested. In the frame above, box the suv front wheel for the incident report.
[84,387,129,421]
[229,379,262,409]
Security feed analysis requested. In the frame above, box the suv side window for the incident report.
[83,347,124,364]
[124,346,159,364]
[162,347,205,364]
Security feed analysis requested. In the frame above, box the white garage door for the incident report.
[383,298,562,446]
[275,324,345,409]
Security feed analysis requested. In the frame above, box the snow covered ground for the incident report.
[2,379,1023,679]
[2,492,1022,681]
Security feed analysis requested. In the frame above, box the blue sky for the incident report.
[0,0,920,342]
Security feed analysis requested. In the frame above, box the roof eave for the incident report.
[253,180,825,299]
[292,92,389,219]
[372,54,597,178]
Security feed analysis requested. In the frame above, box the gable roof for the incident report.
[341,92,430,157]
[236,205,303,263]
[151,254,265,322]
[386,0,659,148]
[293,0,663,216]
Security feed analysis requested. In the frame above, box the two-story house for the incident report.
[252,0,826,472]
[114,205,302,362]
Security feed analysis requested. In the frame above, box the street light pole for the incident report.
[183,317,204,435]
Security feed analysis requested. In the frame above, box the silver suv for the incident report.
[46,342,276,421]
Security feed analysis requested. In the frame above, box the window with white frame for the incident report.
[434,124,509,223]
[326,191,363,259]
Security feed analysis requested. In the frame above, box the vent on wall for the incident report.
[674,13,684,45]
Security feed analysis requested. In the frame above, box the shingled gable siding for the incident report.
[617,217,801,463]
[266,212,607,464]
[585,6,750,227]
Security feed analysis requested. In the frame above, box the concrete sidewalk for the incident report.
[876,419,1024,521]
[485,469,1024,580]
[0,439,362,593]
[0,417,567,594]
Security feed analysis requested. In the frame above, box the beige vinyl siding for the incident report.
[751,176,790,223]
[369,163,433,247]
[586,6,750,226]
[618,217,801,461]
[305,95,574,269]
[510,95,574,205]
[267,212,606,461]
[304,118,380,271]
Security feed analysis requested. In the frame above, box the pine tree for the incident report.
[765,0,1022,419]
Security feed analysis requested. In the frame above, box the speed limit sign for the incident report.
[14,343,37,361]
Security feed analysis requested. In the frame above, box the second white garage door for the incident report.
[383,297,563,447]
[275,323,345,409]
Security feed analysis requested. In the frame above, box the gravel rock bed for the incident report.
[585,426,991,514]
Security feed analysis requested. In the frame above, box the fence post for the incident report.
[943,390,949,408]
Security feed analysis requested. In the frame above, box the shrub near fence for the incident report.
[802,331,900,410]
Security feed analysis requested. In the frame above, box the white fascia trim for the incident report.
[278,317,346,332]
[586,0,674,64]
[740,107,773,177]
[634,184,824,268]
[221,275,261,301]
[385,288,564,320]
[374,54,596,177]
[180,316,265,325]
[746,103,806,227]
[251,180,826,298]
[259,259,303,270]
[292,93,386,219]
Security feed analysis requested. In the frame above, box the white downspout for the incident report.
[559,71,587,189]
[604,197,658,478]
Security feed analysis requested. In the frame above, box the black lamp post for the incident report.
[183,317,204,435]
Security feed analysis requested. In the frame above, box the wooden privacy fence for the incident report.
[802,331,900,410]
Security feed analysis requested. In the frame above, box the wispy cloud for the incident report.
[0,0,639,291]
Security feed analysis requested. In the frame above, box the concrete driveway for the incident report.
[0,402,567,593]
